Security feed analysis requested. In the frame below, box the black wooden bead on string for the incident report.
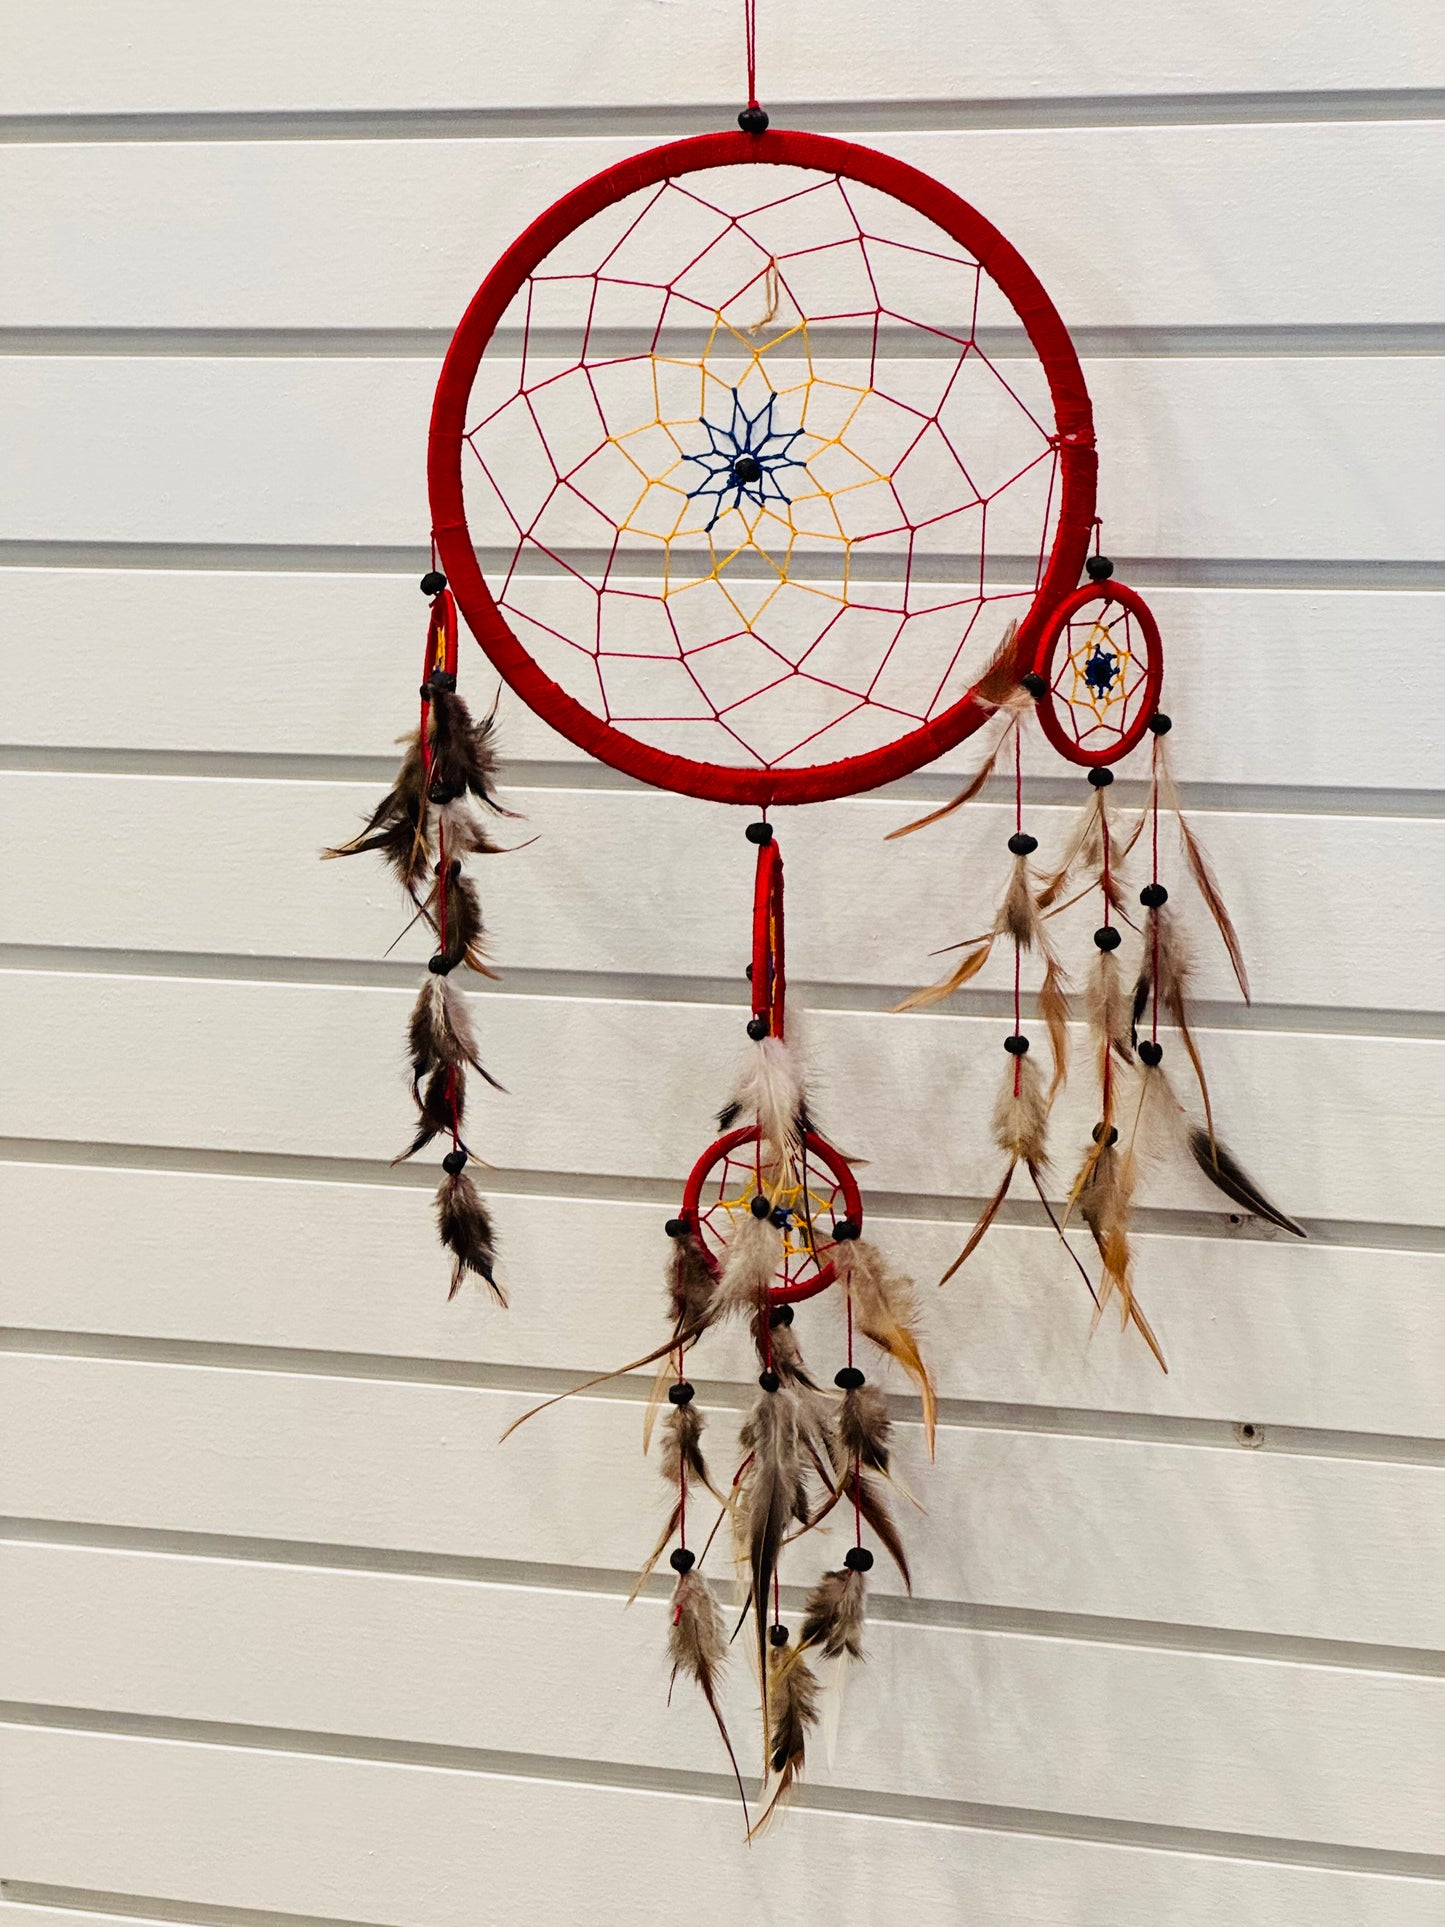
[1004,1033,1030,1055]
[669,1547,696,1573]
[1139,1040,1165,1067]
[664,1217,688,1238]
[1088,766,1114,788]
[1094,926,1122,952]
[1092,1122,1120,1146]
[758,1369,781,1392]
[668,1380,696,1406]
[745,820,774,845]
[769,1623,790,1647]
[427,670,458,694]
[1085,554,1115,581]
[441,1148,468,1176]
[738,104,770,133]
[1148,712,1173,735]
[749,1194,772,1219]
[1140,883,1169,908]
[831,1218,860,1241]
[746,1015,770,1041]
[834,1366,865,1390]
[420,570,447,595]
[427,953,455,975]
[1020,671,1047,700]
[768,1303,794,1328]
[1008,831,1038,856]
[844,1546,874,1572]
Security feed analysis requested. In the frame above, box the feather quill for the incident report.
[835,1239,937,1458]
[435,1169,504,1304]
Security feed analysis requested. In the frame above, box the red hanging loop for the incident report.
[750,833,786,1039]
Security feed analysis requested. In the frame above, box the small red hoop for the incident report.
[1033,579,1165,767]
[679,1123,863,1304]
[429,128,1097,807]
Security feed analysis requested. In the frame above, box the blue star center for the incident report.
[685,387,806,530]
[1083,646,1118,696]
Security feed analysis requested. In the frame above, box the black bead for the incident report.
[1093,926,1122,951]
[738,104,770,134]
[427,954,454,975]
[1087,766,1114,788]
[731,453,762,484]
[1092,1122,1120,1146]
[1004,1033,1030,1056]
[831,1218,860,1242]
[1007,831,1038,856]
[1020,671,1047,700]
[664,1217,688,1239]
[1085,555,1115,581]
[427,670,457,694]
[1148,711,1173,736]
[844,1545,874,1572]
[758,1369,781,1393]
[744,963,753,981]
[1139,1040,1164,1067]
[746,1015,770,1041]
[669,1547,696,1573]
[769,1622,790,1647]
[441,1148,468,1176]
[668,1380,695,1406]
[749,1195,772,1220]
[835,1366,865,1391]
[769,1303,794,1328]
[420,570,447,595]
[419,683,434,701]
[1140,882,1168,909]
[428,781,463,805]
[745,820,774,845]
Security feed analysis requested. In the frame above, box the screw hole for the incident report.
[1234,1421,1264,1449]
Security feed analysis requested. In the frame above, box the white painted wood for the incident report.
[6,1730,1442,1927]
[2,772,1437,1018]
[4,126,1440,330]
[3,1356,1440,1649]
[3,568,1437,794]
[5,1161,1440,1437]
[5,1543,1442,1851]
[0,970,1434,1228]
[1,356,1438,560]
[5,0,1439,114]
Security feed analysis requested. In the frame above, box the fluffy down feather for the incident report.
[435,1169,504,1305]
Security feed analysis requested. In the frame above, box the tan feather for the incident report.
[1133,905,1215,1144]
[1075,1138,1166,1373]
[737,1384,812,1706]
[894,937,993,1013]
[799,1566,867,1662]
[1088,947,1135,1069]
[729,1032,806,1171]
[1039,953,1072,1101]
[999,852,1044,949]
[835,1240,937,1459]
[886,717,1014,840]
[716,1211,784,1324]
[970,618,1026,710]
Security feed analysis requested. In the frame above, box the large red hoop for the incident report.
[429,128,1097,807]
[1034,579,1165,767]
[680,1123,863,1304]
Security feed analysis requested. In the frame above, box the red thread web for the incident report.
[694,1137,847,1297]
[1048,600,1155,755]
[461,165,1065,775]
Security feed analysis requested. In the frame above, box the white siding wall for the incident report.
[1,5,1442,1922]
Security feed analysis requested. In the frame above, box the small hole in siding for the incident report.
[1234,1421,1264,1448]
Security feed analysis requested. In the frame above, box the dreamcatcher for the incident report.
[326,7,1299,1835]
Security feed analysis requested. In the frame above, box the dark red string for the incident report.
[1150,739,1161,1046]
[1013,727,1024,1097]
[744,0,759,106]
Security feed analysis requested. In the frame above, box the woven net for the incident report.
[1046,597,1157,757]
[461,163,1068,776]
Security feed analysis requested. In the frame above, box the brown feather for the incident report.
[799,1566,867,1661]
[853,1471,912,1590]
[435,1169,504,1305]
[407,974,503,1097]
[396,1064,465,1163]
[999,852,1043,950]
[323,730,431,895]
[886,720,1013,840]
[667,1231,718,1336]
[737,1384,811,1708]
[1088,947,1135,1068]
[668,1570,750,1824]
[838,1384,891,1475]
[1035,789,1102,909]
[970,618,1026,710]
[437,797,504,860]
[1154,736,1250,1001]
[894,937,993,1013]
[1133,905,1214,1142]
[1039,952,1072,1101]
[432,865,495,977]
[426,686,505,809]
[836,1240,938,1458]
[1075,1139,1167,1372]
[1189,1127,1305,1237]
[941,1054,1049,1280]
[940,1159,1016,1283]
[748,1641,819,1837]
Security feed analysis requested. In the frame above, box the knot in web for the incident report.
[458,160,1079,781]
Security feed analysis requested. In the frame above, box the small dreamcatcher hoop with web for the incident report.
[326,7,1299,1834]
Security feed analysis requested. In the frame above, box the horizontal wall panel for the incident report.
[0,971,1434,1227]
[5,0,1440,114]
[3,772,1438,1018]
[5,1730,1441,1927]
[4,125,1440,330]
[0,357,1438,561]
[3,1162,1440,1437]
[2,1355,1440,1648]
[5,1543,1442,1852]
[2,569,1435,795]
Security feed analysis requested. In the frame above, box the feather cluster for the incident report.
[324,658,513,1304]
